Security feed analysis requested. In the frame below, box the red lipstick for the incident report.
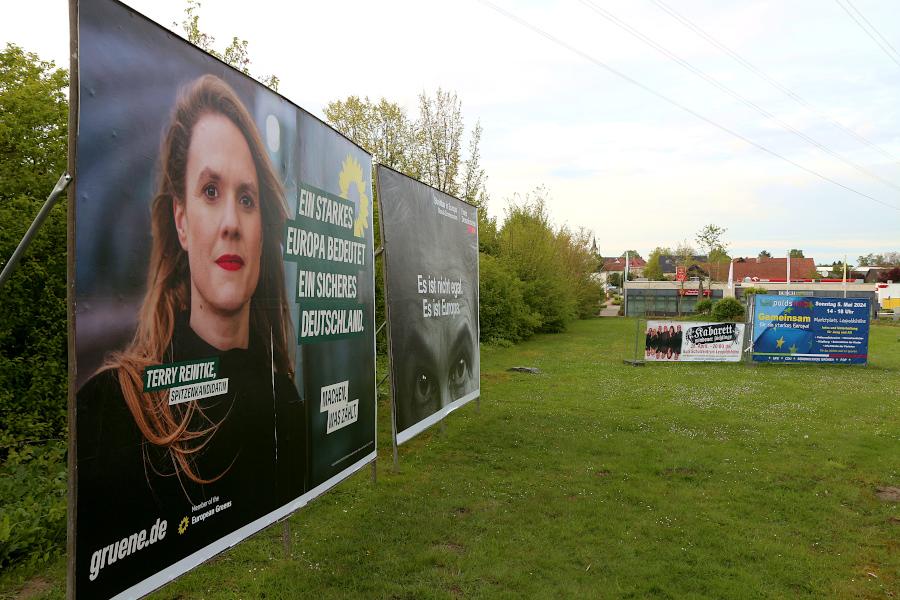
[216,254,244,271]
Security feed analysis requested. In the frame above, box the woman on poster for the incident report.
[76,75,305,593]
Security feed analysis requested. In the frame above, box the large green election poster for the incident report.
[70,1,375,597]
[376,166,480,444]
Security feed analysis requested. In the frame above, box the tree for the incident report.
[1,44,69,445]
[0,45,70,565]
[675,242,696,263]
[620,250,643,260]
[858,252,900,266]
[417,88,464,196]
[643,247,671,281]
[673,242,696,315]
[695,224,729,281]
[695,224,727,255]
[0,44,68,200]
[325,89,493,258]
[758,249,772,258]
[789,249,804,258]
[499,191,571,331]
[461,120,488,206]
[878,267,900,283]
[325,88,488,205]
[554,226,605,318]
[607,272,622,288]
[323,96,419,175]
[176,0,279,90]
[827,260,853,278]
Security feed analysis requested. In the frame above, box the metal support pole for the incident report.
[0,173,71,290]
[745,295,756,358]
[377,373,389,389]
[281,521,291,558]
[633,315,641,362]
[376,321,386,336]
[390,407,399,472]
[843,255,847,298]
[374,246,384,258]
[371,460,377,484]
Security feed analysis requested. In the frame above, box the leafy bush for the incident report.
[694,299,713,314]
[498,194,577,333]
[479,253,540,344]
[0,44,69,569]
[0,441,67,568]
[1,45,69,455]
[712,297,745,322]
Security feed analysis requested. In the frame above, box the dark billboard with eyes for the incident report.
[376,166,480,443]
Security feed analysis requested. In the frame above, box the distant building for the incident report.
[815,264,833,278]
[705,256,818,282]
[623,280,878,317]
[599,256,646,286]
[658,254,707,277]
[849,266,888,283]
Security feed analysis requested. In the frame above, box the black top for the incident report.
[75,316,305,598]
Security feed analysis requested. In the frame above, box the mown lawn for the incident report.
[3,318,898,599]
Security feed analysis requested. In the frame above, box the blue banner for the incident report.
[752,295,870,364]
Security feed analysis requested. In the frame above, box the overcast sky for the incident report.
[4,0,900,264]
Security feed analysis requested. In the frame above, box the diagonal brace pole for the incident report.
[0,172,72,291]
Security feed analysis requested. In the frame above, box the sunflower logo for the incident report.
[178,516,189,535]
[338,155,369,238]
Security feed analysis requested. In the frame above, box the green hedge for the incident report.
[479,253,541,344]
[0,441,67,568]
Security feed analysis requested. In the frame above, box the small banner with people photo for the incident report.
[71,1,376,597]
[375,165,480,445]
[646,320,745,362]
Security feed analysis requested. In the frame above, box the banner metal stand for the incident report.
[745,293,756,362]
[623,313,645,367]
[282,521,291,558]
[373,191,401,473]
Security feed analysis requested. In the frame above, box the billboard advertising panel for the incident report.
[375,166,480,444]
[646,320,744,362]
[71,1,376,597]
[751,295,870,364]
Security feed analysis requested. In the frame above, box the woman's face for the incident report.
[175,112,263,316]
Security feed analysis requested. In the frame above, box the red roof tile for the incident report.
[601,257,646,272]
[703,257,817,281]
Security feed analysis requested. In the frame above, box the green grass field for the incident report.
[3,318,898,599]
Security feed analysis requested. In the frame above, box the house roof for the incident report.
[706,257,818,281]
[600,256,646,272]
[659,255,707,273]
